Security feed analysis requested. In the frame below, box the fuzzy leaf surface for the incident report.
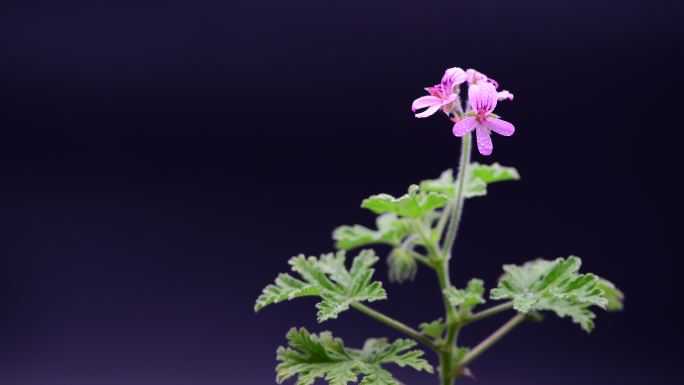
[420,163,519,199]
[255,250,387,322]
[490,256,621,332]
[598,278,624,311]
[333,214,410,250]
[277,328,433,385]
[418,318,445,340]
[444,278,486,314]
[361,185,448,218]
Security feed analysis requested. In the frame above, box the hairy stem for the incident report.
[459,314,525,367]
[442,133,472,257]
[463,302,514,325]
[351,302,439,351]
[435,262,458,385]
[436,134,472,385]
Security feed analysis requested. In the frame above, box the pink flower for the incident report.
[442,67,467,88]
[497,90,514,101]
[465,68,488,84]
[466,68,513,101]
[452,82,515,156]
[466,68,500,89]
[411,67,466,118]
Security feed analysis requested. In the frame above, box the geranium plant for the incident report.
[254,67,624,385]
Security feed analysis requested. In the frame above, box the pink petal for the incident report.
[442,67,467,87]
[414,104,442,118]
[444,93,459,104]
[452,117,477,137]
[486,78,499,89]
[412,95,443,112]
[466,68,488,84]
[497,90,514,101]
[468,82,498,114]
[486,117,515,136]
[475,125,493,156]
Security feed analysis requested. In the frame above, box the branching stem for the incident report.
[351,302,439,351]
[436,134,471,385]
[459,314,525,367]
[407,250,432,267]
[462,302,514,325]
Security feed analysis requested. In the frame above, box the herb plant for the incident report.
[255,67,624,385]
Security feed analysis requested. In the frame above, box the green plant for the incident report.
[254,67,623,385]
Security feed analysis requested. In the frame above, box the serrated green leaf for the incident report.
[598,278,624,311]
[276,328,359,385]
[418,318,445,340]
[358,367,396,385]
[387,248,418,283]
[359,338,433,372]
[277,328,433,385]
[419,169,458,196]
[470,162,520,184]
[420,163,519,199]
[361,185,448,218]
[444,278,486,314]
[256,250,387,322]
[490,257,615,332]
[535,298,597,333]
[254,274,321,312]
[333,214,411,251]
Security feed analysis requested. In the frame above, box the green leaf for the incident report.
[358,367,396,385]
[277,328,433,385]
[276,328,359,385]
[452,346,470,363]
[255,250,387,322]
[333,214,410,250]
[359,338,433,372]
[490,257,615,332]
[418,318,445,340]
[419,169,459,196]
[535,298,598,333]
[470,162,521,184]
[451,346,474,378]
[361,185,448,218]
[387,248,418,283]
[420,163,519,199]
[598,278,624,311]
[255,273,321,312]
[444,278,486,314]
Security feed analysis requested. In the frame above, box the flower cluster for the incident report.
[411,67,515,156]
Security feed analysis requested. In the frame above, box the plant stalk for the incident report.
[437,134,472,385]
[442,133,472,257]
[459,314,525,367]
[462,301,514,325]
[350,302,439,351]
[435,262,458,385]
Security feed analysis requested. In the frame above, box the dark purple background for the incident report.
[1,0,683,384]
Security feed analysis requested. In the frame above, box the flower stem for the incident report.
[350,302,439,351]
[458,314,525,367]
[436,134,472,385]
[442,133,472,257]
